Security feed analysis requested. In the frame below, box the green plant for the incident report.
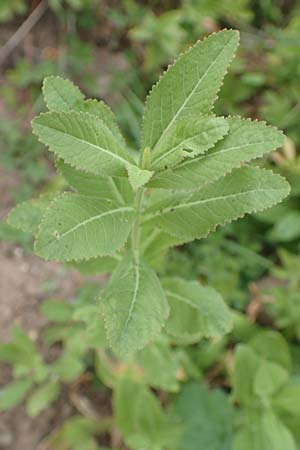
[8,30,289,360]
[232,330,300,450]
[0,0,27,22]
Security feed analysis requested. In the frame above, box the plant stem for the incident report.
[131,187,144,263]
[131,147,151,262]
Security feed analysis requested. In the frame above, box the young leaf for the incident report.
[100,252,169,357]
[32,111,133,177]
[163,278,232,344]
[0,379,33,411]
[35,194,135,261]
[43,76,85,111]
[57,159,133,204]
[145,167,290,242]
[149,117,284,189]
[149,115,229,171]
[141,29,239,151]
[127,164,154,190]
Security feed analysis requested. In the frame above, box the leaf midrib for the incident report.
[152,35,235,152]
[40,122,130,166]
[176,139,280,169]
[147,187,286,219]
[120,262,140,337]
[165,289,202,310]
[52,205,134,241]
[152,122,226,167]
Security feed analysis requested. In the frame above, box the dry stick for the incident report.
[0,0,47,66]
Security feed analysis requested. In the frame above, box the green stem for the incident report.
[131,187,144,263]
[131,147,151,262]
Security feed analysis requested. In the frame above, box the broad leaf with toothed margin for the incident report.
[43,76,84,111]
[145,167,290,242]
[141,29,239,151]
[100,252,169,357]
[163,278,232,344]
[32,111,134,177]
[149,115,229,171]
[149,117,284,189]
[43,76,125,142]
[35,194,135,261]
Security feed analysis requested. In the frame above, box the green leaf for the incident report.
[149,115,228,171]
[163,278,232,344]
[268,211,300,242]
[50,415,99,450]
[40,299,74,322]
[57,159,133,204]
[0,327,39,376]
[35,193,135,261]
[100,252,169,357]
[146,167,289,242]
[127,164,154,190]
[254,360,289,399]
[114,375,178,450]
[232,344,260,405]
[76,98,125,143]
[173,382,233,450]
[0,379,33,411]
[52,353,84,382]
[273,382,300,417]
[141,223,184,267]
[26,381,60,417]
[43,76,85,111]
[7,195,53,235]
[233,411,296,450]
[249,330,292,371]
[43,76,125,143]
[69,255,119,275]
[136,336,181,392]
[141,29,239,151]
[149,117,284,189]
[32,111,133,177]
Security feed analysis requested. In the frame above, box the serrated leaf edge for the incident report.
[32,111,133,176]
[34,192,134,262]
[141,28,240,149]
[148,115,285,191]
[146,168,290,242]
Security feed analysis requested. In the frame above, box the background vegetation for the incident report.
[0,1,300,449]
